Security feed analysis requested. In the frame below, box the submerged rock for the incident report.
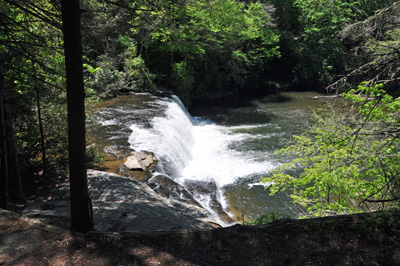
[124,151,158,171]
[129,171,153,182]
[147,175,202,208]
[184,180,236,225]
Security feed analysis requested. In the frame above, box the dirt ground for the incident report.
[1,174,400,265]
[1,208,400,266]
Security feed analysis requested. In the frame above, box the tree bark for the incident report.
[4,104,24,201]
[35,87,46,179]
[0,63,8,209]
[61,0,93,233]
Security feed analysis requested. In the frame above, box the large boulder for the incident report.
[124,151,157,171]
[23,170,227,232]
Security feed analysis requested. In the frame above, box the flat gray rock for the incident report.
[23,170,227,232]
[124,151,157,171]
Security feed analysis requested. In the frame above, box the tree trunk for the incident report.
[0,63,8,209]
[5,104,24,201]
[35,87,46,179]
[61,0,94,233]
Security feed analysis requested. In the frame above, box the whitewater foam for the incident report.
[178,123,275,187]
[128,96,194,177]
[128,95,276,188]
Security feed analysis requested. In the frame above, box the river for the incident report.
[87,91,326,223]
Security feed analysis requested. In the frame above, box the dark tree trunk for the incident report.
[61,0,94,233]
[0,63,8,209]
[35,87,46,179]
[5,104,24,201]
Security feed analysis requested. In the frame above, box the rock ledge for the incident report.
[22,170,227,232]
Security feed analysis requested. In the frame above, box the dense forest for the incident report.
[1,0,400,231]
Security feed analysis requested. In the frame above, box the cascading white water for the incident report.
[177,123,276,187]
[128,95,278,216]
[129,95,276,184]
[129,95,194,177]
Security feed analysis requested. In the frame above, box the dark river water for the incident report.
[87,91,327,223]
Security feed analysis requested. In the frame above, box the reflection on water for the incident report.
[87,91,328,222]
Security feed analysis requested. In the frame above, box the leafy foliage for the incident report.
[292,0,353,85]
[330,1,400,94]
[1,0,71,177]
[265,84,400,216]
[130,0,280,103]
[244,212,286,225]
[269,0,396,89]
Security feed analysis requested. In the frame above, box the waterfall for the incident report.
[129,95,194,177]
[91,92,317,221]
[129,95,275,185]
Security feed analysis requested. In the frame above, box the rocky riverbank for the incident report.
[22,169,232,232]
